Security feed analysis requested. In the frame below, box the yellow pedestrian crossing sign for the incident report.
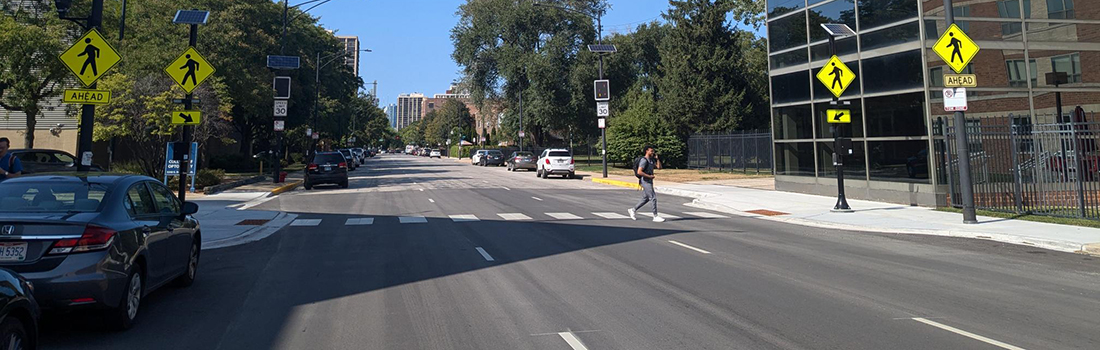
[172,111,201,125]
[827,109,851,124]
[165,47,215,94]
[816,56,855,98]
[933,24,980,74]
[58,29,122,87]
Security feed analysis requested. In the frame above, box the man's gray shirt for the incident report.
[638,157,655,183]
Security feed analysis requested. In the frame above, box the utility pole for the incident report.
[943,0,977,223]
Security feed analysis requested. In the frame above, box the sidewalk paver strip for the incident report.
[235,219,271,226]
[746,209,788,216]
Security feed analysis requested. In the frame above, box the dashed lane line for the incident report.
[475,247,495,261]
[668,240,712,254]
[911,318,1026,350]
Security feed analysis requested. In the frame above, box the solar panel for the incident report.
[173,10,210,25]
[587,44,617,53]
[267,55,301,70]
[820,23,856,37]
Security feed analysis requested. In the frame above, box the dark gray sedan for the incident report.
[506,151,537,171]
[0,174,200,330]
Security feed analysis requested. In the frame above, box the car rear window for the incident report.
[488,151,503,155]
[313,154,345,164]
[0,182,108,213]
[516,152,534,157]
[549,151,571,157]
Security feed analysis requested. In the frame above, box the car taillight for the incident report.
[338,162,347,168]
[49,225,116,255]
[570,158,574,164]
[515,157,521,160]
[546,159,551,164]
[308,163,318,170]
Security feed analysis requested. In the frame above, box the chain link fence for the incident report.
[939,114,1100,219]
[686,131,773,174]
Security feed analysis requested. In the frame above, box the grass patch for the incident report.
[575,165,772,183]
[935,207,1100,229]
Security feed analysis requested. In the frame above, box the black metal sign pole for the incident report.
[75,0,104,172]
[178,23,198,202]
[944,0,977,223]
[830,35,851,212]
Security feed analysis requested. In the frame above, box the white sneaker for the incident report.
[652,216,666,223]
[628,208,637,220]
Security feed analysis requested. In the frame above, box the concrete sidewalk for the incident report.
[190,191,298,250]
[579,171,1100,255]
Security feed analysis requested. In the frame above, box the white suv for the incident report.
[537,149,575,179]
[471,150,488,165]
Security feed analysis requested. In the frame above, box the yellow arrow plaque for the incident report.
[172,111,202,125]
[827,109,851,124]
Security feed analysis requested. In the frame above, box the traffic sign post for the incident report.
[57,0,114,173]
[274,100,288,117]
[826,109,851,124]
[937,8,980,224]
[944,74,977,87]
[596,101,609,117]
[818,26,855,212]
[815,56,855,98]
[171,111,201,125]
[166,13,209,202]
[164,47,216,94]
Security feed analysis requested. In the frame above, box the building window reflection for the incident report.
[1050,53,1081,83]
[1046,0,1075,19]
[1005,59,1037,87]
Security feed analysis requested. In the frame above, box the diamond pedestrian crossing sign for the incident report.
[933,24,980,74]
[172,111,201,125]
[58,29,122,87]
[165,47,216,94]
[816,56,855,98]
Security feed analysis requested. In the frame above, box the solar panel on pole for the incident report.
[172,10,209,24]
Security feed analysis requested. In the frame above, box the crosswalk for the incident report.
[288,210,730,227]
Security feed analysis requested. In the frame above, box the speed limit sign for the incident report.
[596,101,609,117]
[274,100,288,117]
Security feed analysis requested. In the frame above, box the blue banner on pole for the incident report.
[164,142,199,192]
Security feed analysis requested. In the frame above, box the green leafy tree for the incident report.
[0,1,71,148]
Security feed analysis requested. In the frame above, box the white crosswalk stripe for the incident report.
[684,211,729,219]
[545,212,583,220]
[593,212,630,219]
[290,219,321,226]
[639,212,681,219]
[399,216,428,224]
[345,218,374,225]
[498,213,533,221]
[450,215,480,222]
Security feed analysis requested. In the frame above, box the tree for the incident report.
[0,1,71,148]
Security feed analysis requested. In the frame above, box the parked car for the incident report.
[337,149,358,170]
[429,150,442,158]
[351,148,366,165]
[506,151,537,172]
[419,149,431,157]
[0,174,201,330]
[9,149,102,174]
[0,268,38,349]
[471,150,487,165]
[537,149,575,179]
[305,152,349,189]
[479,150,505,166]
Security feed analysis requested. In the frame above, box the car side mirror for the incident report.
[181,201,199,216]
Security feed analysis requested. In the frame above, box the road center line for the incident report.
[503,187,511,191]
[557,332,590,350]
[911,318,1025,350]
[532,196,543,201]
[475,247,495,261]
[668,240,712,254]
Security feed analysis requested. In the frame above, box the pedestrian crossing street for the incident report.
[287,211,731,226]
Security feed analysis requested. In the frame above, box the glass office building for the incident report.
[767,0,1100,206]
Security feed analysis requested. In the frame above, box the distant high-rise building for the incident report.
[336,35,360,76]
[384,104,398,129]
[396,93,425,131]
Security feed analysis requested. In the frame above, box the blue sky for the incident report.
[309,0,759,106]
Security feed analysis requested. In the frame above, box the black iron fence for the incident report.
[686,131,773,174]
[940,116,1100,219]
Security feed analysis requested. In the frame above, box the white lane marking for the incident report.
[503,187,511,191]
[498,213,533,221]
[429,198,435,203]
[419,188,425,192]
[546,212,583,220]
[684,211,729,218]
[639,212,681,219]
[450,215,480,222]
[290,219,321,227]
[531,196,543,201]
[558,332,589,350]
[668,240,712,254]
[399,216,427,224]
[911,318,1026,350]
[475,247,495,261]
[593,212,629,219]
[344,218,374,226]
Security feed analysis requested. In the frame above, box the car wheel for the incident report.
[108,268,143,330]
[173,240,200,287]
[304,182,313,190]
[542,170,549,179]
[340,181,349,189]
[568,172,575,179]
[0,315,30,350]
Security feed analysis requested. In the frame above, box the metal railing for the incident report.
[687,131,773,174]
[941,116,1100,219]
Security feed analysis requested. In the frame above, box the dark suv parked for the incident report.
[305,152,349,189]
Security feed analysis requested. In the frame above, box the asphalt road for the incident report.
[40,154,1100,349]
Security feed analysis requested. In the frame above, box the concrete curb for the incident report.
[269,181,302,197]
[203,175,268,195]
[590,177,641,190]
[585,176,718,199]
[203,212,299,250]
[685,198,1093,255]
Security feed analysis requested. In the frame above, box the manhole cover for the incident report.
[746,209,788,216]
[236,219,270,226]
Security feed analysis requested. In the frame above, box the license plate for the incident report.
[0,243,28,262]
[557,159,566,163]
[323,166,332,172]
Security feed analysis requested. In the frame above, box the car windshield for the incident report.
[314,154,345,164]
[0,181,108,213]
[549,151,571,157]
